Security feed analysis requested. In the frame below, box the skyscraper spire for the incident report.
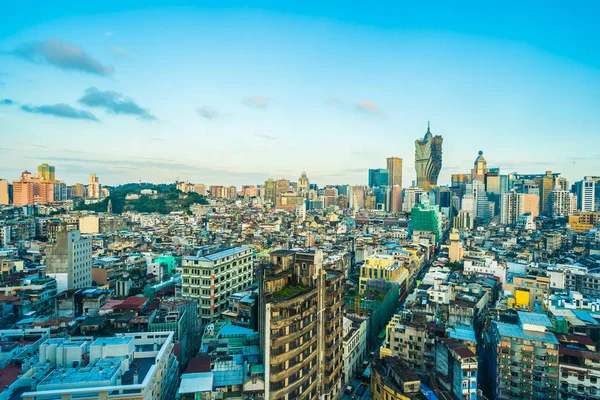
[427,120,430,132]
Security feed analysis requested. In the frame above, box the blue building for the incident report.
[435,338,478,400]
[368,168,388,188]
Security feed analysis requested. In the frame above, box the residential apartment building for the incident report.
[87,173,101,199]
[435,338,478,400]
[556,334,600,399]
[380,315,434,373]
[371,356,421,400]
[500,190,539,225]
[549,190,577,217]
[181,246,253,327]
[259,249,344,400]
[0,178,9,205]
[491,311,559,400]
[342,316,368,385]
[45,229,92,293]
[359,254,409,295]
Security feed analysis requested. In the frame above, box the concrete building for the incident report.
[193,183,206,196]
[386,157,403,188]
[342,316,368,385]
[463,257,507,284]
[259,249,344,400]
[87,173,101,199]
[370,356,421,400]
[402,186,424,212]
[0,178,10,205]
[448,229,464,262]
[380,316,434,373]
[359,254,409,295]
[556,334,600,400]
[415,124,443,192]
[435,338,478,400]
[539,171,563,214]
[575,177,595,212]
[465,179,490,221]
[148,297,199,366]
[79,215,101,234]
[12,171,41,206]
[500,190,540,225]
[549,189,577,217]
[181,246,254,327]
[491,312,559,400]
[22,332,179,400]
[37,163,56,181]
[45,229,92,293]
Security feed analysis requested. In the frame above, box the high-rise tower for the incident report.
[415,123,443,192]
[386,157,403,188]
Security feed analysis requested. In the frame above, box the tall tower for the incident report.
[386,157,403,188]
[297,171,310,196]
[415,123,443,192]
[471,151,488,183]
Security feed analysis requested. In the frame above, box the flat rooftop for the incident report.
[185,246,249,262]
[91,336,134,347]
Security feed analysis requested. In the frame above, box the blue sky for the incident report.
[1,1,599,187]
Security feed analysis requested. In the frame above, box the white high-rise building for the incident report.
[576,177,595,212]
[465,179,490,220]
[181,246,253,327]
[402,186,424,212]
[549,190,577,217]
[45,229,92,293]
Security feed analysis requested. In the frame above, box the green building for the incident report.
[409,202,442,244]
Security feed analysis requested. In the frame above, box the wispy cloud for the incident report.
[110,46,128,57]
[242,95,269,110]
[255,133,276,141]
[355,99,382,116]
[197,105,220,120]
[104,31,113,37]
[328,97,385,117]
[1,99,14,105]
[21,103,99,121]
[78,87,156,120]
[12,39,114,76]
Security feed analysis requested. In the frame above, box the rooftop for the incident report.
[179,372,214,394]
[495,321,558,344]
[185,246,249,262]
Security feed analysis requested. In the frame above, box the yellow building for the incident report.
[360,254,408,294]
[568,213,600,233]
[448,229,464,263]
[505,275,549,311]
[371,356,421,400]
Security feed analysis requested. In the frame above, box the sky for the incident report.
[1,1,600,188]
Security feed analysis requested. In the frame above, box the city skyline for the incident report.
[1,2,600,186]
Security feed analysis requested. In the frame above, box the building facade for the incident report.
[260,249,343,400]
[45,229,92,293]
[415,124,443,192]
[181,246,254,327]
